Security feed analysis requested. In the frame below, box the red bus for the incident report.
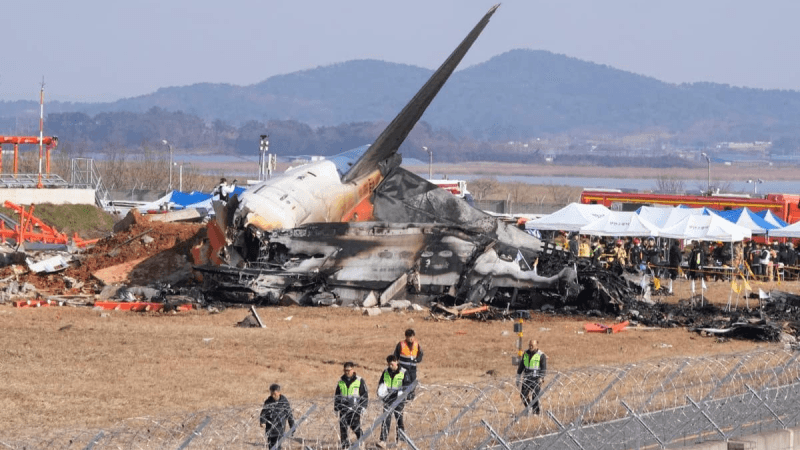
[580,189,800,224]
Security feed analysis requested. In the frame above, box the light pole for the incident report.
[162,139,173,192]
[259,134,270,181]
[747,178,763,195]
[700,152,710,195]
[423,146,433,179]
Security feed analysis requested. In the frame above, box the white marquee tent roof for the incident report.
[658,214,752,242]
[579,211,661,237]
[767,221,800,238]
[525,203,611,232]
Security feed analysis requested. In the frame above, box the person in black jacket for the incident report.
[376,355,412,448]
[260,384,296,450]
[334,362,369,449]
[516,340,547,415]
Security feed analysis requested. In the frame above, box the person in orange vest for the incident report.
[393,329,423,400]
[334,362,369,449]
[516,339,547,415]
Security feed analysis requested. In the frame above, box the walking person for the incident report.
[394,329,423,400]
[334,362,369,449]
[516,339,547,415]
[260,384,296,450]
[376,355,412,448]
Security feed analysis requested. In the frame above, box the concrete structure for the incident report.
[0,188,96,205]
[685,427,798,449]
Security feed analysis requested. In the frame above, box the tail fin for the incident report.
[342,4,500,183]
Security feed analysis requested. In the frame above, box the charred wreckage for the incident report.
[191,5,799,343]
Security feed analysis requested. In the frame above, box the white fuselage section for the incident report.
[234,159,380,231]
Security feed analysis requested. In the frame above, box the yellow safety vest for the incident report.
[383,369,406,393]
[523,352,542,376]
[338,377,362,399]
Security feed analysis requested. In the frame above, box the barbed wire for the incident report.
[4,347,799,449]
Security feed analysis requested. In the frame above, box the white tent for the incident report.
[525,203,610,232]
[658,214,752,242]
[767,221,800,238]
[636,205,712,229]
[579,211,661,237]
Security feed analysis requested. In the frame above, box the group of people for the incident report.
[557,231,799,282]
[260,329,423,449]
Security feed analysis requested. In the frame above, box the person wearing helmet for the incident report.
[630,238,643,271]
[612,239,628,267]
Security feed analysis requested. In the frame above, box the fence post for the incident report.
[351,379,418,450]
[82,431,104,450]
[480,419,512,450]
[620,400,666,448]
[475,374,563,450]
[273,404,317,450]
[175,416,211,450]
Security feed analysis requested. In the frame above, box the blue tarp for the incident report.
[167,186,247,209]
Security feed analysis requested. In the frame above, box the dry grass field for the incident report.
[1,276,792,439]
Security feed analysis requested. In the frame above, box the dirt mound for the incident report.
[3,210,206,293]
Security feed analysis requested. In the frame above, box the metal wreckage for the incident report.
[193,5,800,343]
[195,4,579,310]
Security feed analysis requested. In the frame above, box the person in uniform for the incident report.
[376,355,412,448]
[516,339,547,415]
[394,329,423,400]
[334,362,369,449]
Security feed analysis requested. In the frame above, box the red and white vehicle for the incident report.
[580,189,800,224]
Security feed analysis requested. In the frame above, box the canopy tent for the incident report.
[767,221,800,238]
[525,203,610,232]
[579,211,661,237]
[756,209,789,228]
[658,214,752,242]
[713,207,775,235]
[635,206,714,229]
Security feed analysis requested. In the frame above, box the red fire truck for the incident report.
[580,189,800,224]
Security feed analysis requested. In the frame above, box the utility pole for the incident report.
[162,139,173,192]
[259,134,270,181]
[700,152,710,195]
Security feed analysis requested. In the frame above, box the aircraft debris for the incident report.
[26,255,71,273]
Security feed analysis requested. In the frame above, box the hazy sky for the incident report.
[4,0,799,103]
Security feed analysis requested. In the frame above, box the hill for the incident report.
[3,49,800,145]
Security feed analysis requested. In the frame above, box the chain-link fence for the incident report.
[4,348,800,449]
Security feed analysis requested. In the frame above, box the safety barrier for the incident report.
[4,347,800,449]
